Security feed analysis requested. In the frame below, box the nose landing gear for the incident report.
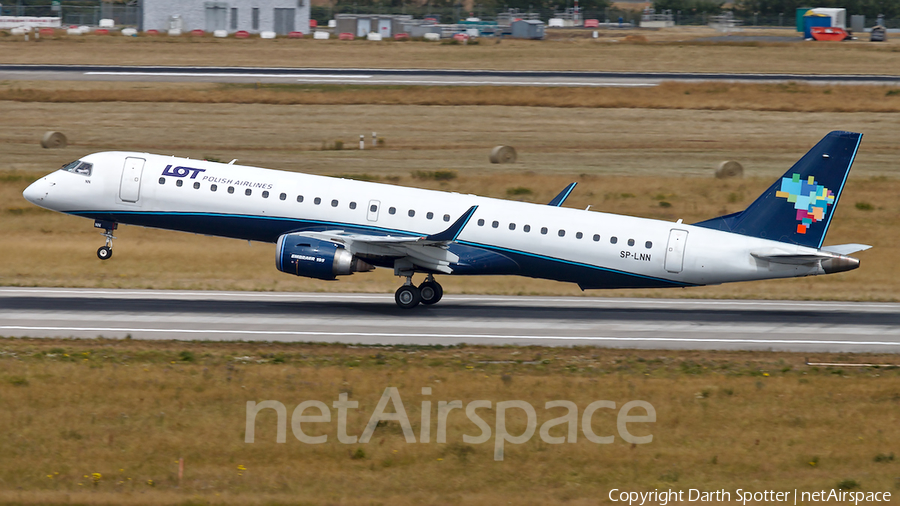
[394,274,444,309]
[94,220,117,261]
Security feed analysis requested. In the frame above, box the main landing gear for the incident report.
[394,274,444,309]
[94,220,118,260]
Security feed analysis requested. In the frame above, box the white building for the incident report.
[142,0,310,34]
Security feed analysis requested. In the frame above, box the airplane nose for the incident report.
[23,179,46,205]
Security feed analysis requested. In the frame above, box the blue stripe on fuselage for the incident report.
[70,210,690,289]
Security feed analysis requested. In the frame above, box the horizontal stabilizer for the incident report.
[751,248,861,273]
[547,183,577,207]
[821,243,872,255]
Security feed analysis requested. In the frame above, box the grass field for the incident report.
[1,337,899,505]
[3,81,900,113]
[1,25,899,506]
[2,27,900,73]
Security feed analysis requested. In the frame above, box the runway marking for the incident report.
[3,325,899,347]
[80,71,657,87]
[1,288,897,310]
[293,79,657,87]
[85,72,373,78]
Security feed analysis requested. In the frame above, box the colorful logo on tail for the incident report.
[775,173,835,234]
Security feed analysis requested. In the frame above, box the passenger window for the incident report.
[211,184,217,192]
[593,234,600,242]
[350,202,357,210]
[280,193,287,201]
[558,229,566,237]
[426,212,434,220]
[331,199,339,207]
[509,223,516,231]
[314,197,321,205]
[477,219,485,226]
[408,210,415,217]
[443,214,450,222]
[492,221,499,228]
[228,186,235,194]
[541,227,548,235]
[194,182,200,190]
[576,232,583,239]
[176,180,183,187]
[628,239,635,247]
[245,189,252,196]
[610,237,618,244]
[370,204,378,212]
[262,191,269,198]
[523,225,531,232]
[389,207,396,215]
[297,195,304,203]
[159,177,165,185]
[645,241,653,249]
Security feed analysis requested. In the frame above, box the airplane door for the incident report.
[664,229,688,273]
[367,200,380,222]
[119,157,145,203]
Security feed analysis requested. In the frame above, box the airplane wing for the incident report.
[292,205,478,274]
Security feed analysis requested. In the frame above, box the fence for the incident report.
[671,11,898,28]
[1,3,895,30]
[0,5,140,27]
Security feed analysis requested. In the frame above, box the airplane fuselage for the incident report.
[23,151,838,291]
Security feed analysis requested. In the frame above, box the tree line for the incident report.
[652,0,898,18]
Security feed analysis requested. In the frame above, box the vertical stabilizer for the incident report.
[693,131,862,248]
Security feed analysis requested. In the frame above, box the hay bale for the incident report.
[490,145,517,164]
[715,160,743,179]
[40,131,67,149]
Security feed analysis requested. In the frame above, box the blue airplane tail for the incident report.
[693,131,862,249]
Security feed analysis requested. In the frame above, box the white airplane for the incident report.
[23,131,869,309]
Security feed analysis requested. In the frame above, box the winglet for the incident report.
[426,205,478,242]
[548,182,577,207]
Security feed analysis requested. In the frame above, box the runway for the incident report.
[3,64,900,87]
[1,288,898,353]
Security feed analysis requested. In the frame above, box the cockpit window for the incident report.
[61,160,93,176]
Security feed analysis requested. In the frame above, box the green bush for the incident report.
[506,187,533,196]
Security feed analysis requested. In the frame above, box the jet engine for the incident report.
[276,234,373,280]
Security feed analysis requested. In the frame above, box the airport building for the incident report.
[141,0,310,35]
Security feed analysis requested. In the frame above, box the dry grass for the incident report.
[2,28,900,73]
[1,101,898,300]
[2,101,900,177]
[1,337,899,505]
[3,81,900,113]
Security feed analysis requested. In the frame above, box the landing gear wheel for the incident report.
[395,285,421,309]
[419,280,443,305]
[97,246,113,260]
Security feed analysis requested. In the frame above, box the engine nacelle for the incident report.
[276,234,373,280]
